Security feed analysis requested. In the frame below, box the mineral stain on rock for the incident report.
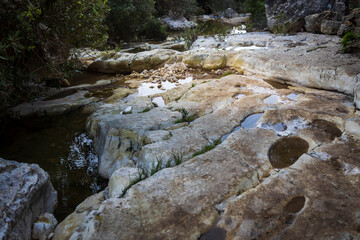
[268,136,309,168]
[285,196,306,214]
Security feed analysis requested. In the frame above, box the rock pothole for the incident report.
[268,136,309,168]
[309,119,342,142]
[285,196,306,214]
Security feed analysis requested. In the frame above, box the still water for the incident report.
[0,110,107,221]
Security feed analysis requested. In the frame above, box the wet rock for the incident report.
[65,128,277,240]
[52,191,105,240]
[87,99,181,178]
[13,91,96,117]
[108,167,142,198]
[0,158,57,240]
[32,213,58,240]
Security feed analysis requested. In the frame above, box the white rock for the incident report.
[32,213,58,240]
[108,168,142,198]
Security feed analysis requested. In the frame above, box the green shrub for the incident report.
[270,12,294,35]
[140,17,168,41]
[107,0,155,41]
[181,24,206,49]
[0,0,109,116]
[239,0,266,30]
[340,32,360,53]
[155,0,198,18]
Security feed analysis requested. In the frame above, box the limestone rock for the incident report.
[88,49,178,74]
[13,91,96,117]
[305,11,335,33]
[0,158,57,240]
[321,19,342,34]
[32,213,58,240]
[52,191,105,240]
[210,152,360,239]
[108,167,142,198]
[87,99,181,178]
[161,16,196,31]
[354,76,360,109]
[224,8,239,18]
[266,0,348,32]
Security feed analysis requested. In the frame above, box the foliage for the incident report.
[271,12,294,35]
[171,150,184,165]
[181,24,206,49]
[150,156,164,176]
[140,17,168,41]
[340,32,360,53]
[155,0,198,18]
[0,0,109,115]
[174,108,196,123]
[200,0,237,13]
[107,0,155,41]
[239,0,266,30]
[192,138,221,157]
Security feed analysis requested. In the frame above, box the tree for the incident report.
[155,0,198,18]
[107,0,155,41]
[0,0,109,115]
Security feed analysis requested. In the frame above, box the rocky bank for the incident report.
[47,29,360,239]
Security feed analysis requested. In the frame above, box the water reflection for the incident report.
[0,111,107,221]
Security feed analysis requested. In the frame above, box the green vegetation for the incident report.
[171,150,184,165]
[141,107,152,113]
[239,0,266,30]
[120,169,146,197]
[340,32,360,53]
[218,71,233,78]
[150,156,164,176]
[271,12,294,35]
[181,24,206,49]
[174,108,196,124]
[155,0,198,18]
[0,0,109,115]
[192,138,221,157]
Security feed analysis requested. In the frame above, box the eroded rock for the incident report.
[0,158,57,240]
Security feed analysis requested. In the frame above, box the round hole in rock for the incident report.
[311,119,342,141]
[285,196,306,214]
[268,136,309,168]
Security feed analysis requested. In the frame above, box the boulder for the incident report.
[52,191,105,240]
[321,19,342,34]
[224,8,239,18]
[32,213,58,240]
[266,0,348,32]
[0,158,57,240]
[161,16,196,31]
[305,11,335,33]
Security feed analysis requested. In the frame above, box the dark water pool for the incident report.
[0,110,107,221]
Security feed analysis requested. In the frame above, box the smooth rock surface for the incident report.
[52,191,105,240]
[0,158,57,240]
[108,167,142,198]
[88,49,178,74]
